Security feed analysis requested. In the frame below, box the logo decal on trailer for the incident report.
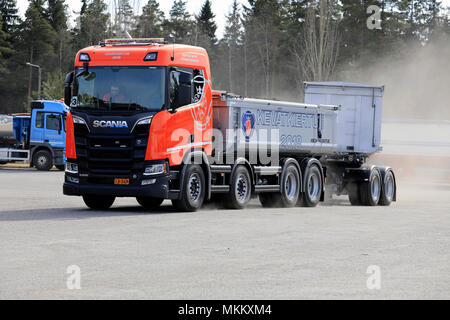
[241,111,255,142]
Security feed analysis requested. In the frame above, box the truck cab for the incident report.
[0,100,68,170]
[28,101,68,170]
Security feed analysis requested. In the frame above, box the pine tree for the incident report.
[134,0,164,38]
[20,1,57,103]
[75,0,110,48]
[197,0,217,45]
[0,0,20,34]
[164,0,192,43]
[0,16,14,74]
[222,0,242,92]
[114,0,134,37]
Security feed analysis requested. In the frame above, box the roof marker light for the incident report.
[79,53,91,61]
[144,52,158,61]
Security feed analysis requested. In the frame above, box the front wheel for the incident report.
[137,197,164,209]
[83,196,116,210]
[172,164,205,212]
[33,150,53,171]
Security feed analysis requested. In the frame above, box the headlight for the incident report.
[72,115,86,125]
[66,162,78,174]
[137,116,153,126]
[144,163,166,176]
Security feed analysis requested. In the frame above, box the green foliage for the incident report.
[40,70,64,100]
[134,0,164,37]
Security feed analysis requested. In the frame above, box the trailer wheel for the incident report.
[137,197,164,209]
[360,169,381,206]
[347,183,362,206]
[280,164,300,207]
[83,196,115,210]
[301,165,322,207]
[33,150,53,171]
[225,165,252,209]
[379,170,395,206]
[172,164,205,212]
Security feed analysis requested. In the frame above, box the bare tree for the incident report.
[293,0,340,84]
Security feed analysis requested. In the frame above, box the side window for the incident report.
[46,114,61,131]
[35,112,44,128]
[192,69,205,103]
[169,70,180,109]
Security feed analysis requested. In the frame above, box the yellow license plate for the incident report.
[114,178,130,185]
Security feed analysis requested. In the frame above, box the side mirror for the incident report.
[64,72,74,106]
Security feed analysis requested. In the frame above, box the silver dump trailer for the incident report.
[0,115,15,145]
[210,82,396,207]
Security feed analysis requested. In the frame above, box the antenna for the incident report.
[171,40,175,61]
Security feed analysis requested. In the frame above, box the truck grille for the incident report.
[74,124,150,184]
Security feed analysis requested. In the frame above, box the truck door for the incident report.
[31,111,45,143]
[44,113,65,148]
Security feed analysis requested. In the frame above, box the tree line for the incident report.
[0,0,449,113]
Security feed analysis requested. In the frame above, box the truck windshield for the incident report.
[71,66,166,112]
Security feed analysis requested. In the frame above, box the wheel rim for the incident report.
[235,173,249,202]
[371,174,381,200]
[188,173,202,203]
[385,174,394,199]
[285,172,297,200]
[38,156,47,166]
[308,173,320,200]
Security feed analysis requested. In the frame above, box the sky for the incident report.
[16,0,450,39]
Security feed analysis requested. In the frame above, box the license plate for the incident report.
[114,178,130,185]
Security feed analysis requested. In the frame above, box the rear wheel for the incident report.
[301,165,323,207]
[83,196,115,210]
[379,171,395,206]
[33,150,53,171]
[172,164,205,212]
[225,165,252,209]
[360,169,381,206]
[280,164,300,207]
[137,197,164,209]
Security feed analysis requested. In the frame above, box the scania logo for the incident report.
[93,120,128,128]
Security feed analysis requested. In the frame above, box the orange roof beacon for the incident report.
[63,38,396,211]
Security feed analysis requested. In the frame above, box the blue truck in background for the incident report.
[0,100,68,171]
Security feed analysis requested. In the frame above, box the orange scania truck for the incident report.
[63,38,396,211]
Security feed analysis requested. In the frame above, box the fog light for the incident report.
[142,179,156,186]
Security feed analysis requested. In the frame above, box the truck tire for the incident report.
[301,164,322,207]
[347,183,361,206]
[33,150,53,171]
[359,169,381,206]
[280,164,300,207]
[379,170,395,206]
[225,165,252,209]
[172,164,205,212]
[137,197,164,209]
[83,196,115,210]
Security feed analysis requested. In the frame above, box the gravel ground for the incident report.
[0,166,449,299]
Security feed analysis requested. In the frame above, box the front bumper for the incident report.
[63,174,179,199]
